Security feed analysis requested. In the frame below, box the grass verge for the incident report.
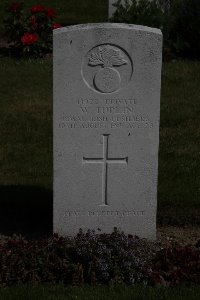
[157,61,200,225]
[0,58,199,230]
[0,284,200,300]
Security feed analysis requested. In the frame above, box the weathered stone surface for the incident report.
[53,23,162,238]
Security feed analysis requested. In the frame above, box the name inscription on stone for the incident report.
[58,97,154,130]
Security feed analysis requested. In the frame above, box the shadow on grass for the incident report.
[0,46,53,59]
[0,46,24,59]
[0,46,12,57]
[0,185,53,239]
[0,185,199,240]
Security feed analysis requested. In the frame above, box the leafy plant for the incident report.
[111,0,200,59]
[0,229,154,285]
[71,228,153,284]
[110,0,164,29]
[150,246,200,285]
[165,0,200,58]
[0,229,199,286]
[3,2,62,57]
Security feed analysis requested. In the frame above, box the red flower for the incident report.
[45,7,56,19]
[52,23,61,30]
[8,2,22,13]
[30,15,38,30]
[21,33,39,46]
[31,5,45,14]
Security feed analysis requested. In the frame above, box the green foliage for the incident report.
[111,0,163,29]
[71,228,153,285]
[0,229,153,285]
[0,230,200,286]
[0,234,75,285]
[151,246,200,285]
[165,0,200,58]
[0,0,108,33]
[3,2,61,58]
[111,0,200,59]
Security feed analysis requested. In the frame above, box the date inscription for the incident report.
[58,97,154,130]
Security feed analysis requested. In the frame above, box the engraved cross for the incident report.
[82,134,128,206]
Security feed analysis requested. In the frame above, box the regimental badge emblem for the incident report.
[88,45,127,93]
[82,44,133,94]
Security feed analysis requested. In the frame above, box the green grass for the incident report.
[0,0,199,229]
[0,59,200,226]
[0,0,108,34]
[0,0,199,294]
[0,284,200,300]
[0,58,52,189]
[157,61,200,225]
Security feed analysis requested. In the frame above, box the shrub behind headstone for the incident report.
[166,0,200,58]
[111,0,200,59]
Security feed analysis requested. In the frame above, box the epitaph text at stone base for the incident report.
[53,23,162,239]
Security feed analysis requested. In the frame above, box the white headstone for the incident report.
[53,23,162,239]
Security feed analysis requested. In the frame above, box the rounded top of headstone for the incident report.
[53,23,162,36]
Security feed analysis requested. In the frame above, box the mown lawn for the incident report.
[0,0,199,296]
[0,58,52,188]
[0,284,200,300]
[0,58,199,230]
[0,1,199,231]
[158,61,200,225]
